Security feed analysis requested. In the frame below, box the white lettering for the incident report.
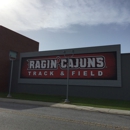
[27,56,105,70]
[35,61,40,69]
[97,57,104,67]
[98,71,103,76]
[72,71,75,76]
[33,71,36,75]
[74,59,79,68]
[61,59,67,68]
[50,71,54,75]
[44,71,47,76]
[88,58,95,67]
[29,61,34,69]
[41,60,46,68]
[78,71,80,76]
[69,59,73,68]
[80,58,86,68]
[47,60,50,68]
[38,71,42,76]
[90,71,95,76]
[83,71,87,76]
[28,71,31,75]
[60,71,64,76]
[50,60,57,69]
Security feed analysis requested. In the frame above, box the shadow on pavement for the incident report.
[0,101,53,110]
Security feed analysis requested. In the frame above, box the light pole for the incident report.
[64,50,74,103]
[7,51,17,98]
[7,59,14,98]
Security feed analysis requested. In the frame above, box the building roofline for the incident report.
[0,25,39,44]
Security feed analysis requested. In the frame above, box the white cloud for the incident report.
[0,0,130,31]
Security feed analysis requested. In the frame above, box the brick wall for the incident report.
[0,26,39,91]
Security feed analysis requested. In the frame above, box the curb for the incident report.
[0,98,130,116]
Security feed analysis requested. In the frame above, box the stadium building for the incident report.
[1,25,130,100]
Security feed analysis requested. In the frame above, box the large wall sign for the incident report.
[19,45,121,87]
[21,52,117,80]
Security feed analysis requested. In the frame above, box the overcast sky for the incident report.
[0,0,130,53]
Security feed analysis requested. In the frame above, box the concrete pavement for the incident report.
[0,98,130,116]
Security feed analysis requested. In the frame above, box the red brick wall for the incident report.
[0,26,39,91]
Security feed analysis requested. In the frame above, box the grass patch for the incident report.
[71,97,130,110]
[0,93,130,110]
